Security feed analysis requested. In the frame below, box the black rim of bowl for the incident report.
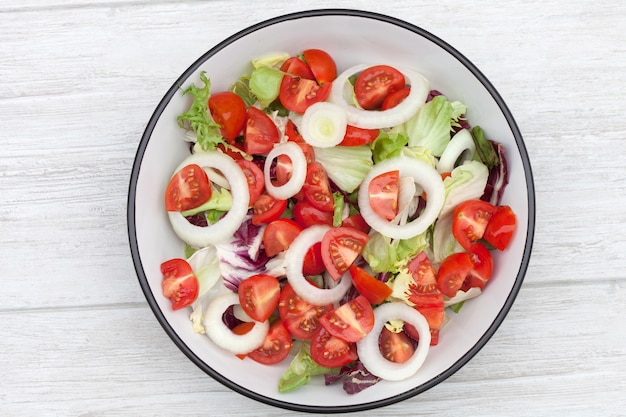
[127,8,535,414]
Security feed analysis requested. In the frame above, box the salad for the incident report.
[159,48,517,394]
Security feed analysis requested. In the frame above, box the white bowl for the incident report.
[128,9,535,413]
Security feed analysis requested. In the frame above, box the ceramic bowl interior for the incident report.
[128,9,535,413]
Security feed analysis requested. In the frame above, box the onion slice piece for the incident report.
[328,64,429,129]
[437,129,476,174]
[301,102,347,148]
[167,151,250,247]
[263,141,307,200]
[203,292,269,354]
[285,225,352,305]
[356,302,431,381]
[358,156,445,240]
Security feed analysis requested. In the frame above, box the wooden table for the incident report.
[2,1,625,415]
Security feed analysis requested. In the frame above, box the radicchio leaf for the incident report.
[481,141,509,205]
[324,361,381,395]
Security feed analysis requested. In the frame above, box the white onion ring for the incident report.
[356,302,431,381]
[301,102,347,148]
[203,292,269,354]
[167,151,249,247]
[328,64,430,129]
[285,225,352,305]
[263,142,307,200]
[358,156,445,240]
[437,129,476,174]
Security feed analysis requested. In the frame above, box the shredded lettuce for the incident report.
[362,231,429,274]
[440,160,489,215]
[278,343,337,392]
[249,66,284,108]
[252,52,290,69]
[332,192,344,227]
[314,145,373,193]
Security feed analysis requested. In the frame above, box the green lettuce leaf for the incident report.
[370,131,408,163]
[313,145,373,193]
[362,231,429,274]
[440,160,489,215]
[249,66,284,108]
[180,187,233,217]
[278,343,337,392]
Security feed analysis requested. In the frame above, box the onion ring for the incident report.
[437,129,476,174]
[263,142,307,200]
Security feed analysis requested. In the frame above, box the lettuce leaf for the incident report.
[249,66,284,108]
[440,160,489,215]
[181,187,233,217]
[278,343,337,392]
[314,145,373,193]
[362,231,429,274]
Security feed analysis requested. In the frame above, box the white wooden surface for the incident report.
[1,1,625,416]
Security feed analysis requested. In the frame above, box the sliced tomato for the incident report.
[238,274,281,322]
[303,242,326,276]
[484,205,517,250]
[302,48,337,84]
[381,86,411,110]
[164,164,212,212]
[349,265,392,305]
[339,125,380,146]
[452,199,497,251]
[279,75,332,114]
[354,65,406,110]
[319,296,374,343]
[368,170,399,221]
[251,194,288,225]
[310,326,358,368]
[278,283,333,340]
[232,321,256,360]
[235,159,264,206]
[284,119,305,143]
[275,142,315,186]
[208,91,247,142]
[292,200,333,228]
[380,328,415,363]
[303,162,334,212]
[280,56,315,80]
[341,213,371,234]
[320,226,370,281]
[263,218,302,257]
[247,320,293,365]
[244,106,280,155]
[436,252,474,298]
[405,303,445,346]
[160,258,199,310]
[462,243,494,291]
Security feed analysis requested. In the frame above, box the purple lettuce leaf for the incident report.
[324,361,381,395]
[481,141,509,206]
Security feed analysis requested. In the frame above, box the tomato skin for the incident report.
[303,162,334,212]
[368,170,400,221]
[285,119,305,142]
[354,65,406,110]
[321,226,370,281]
[436,252,474,298]
[462,243,494,291]
[380,328,415,363]
[484,205,517,250]
[263,218,302,257]
[247,321,293,365]
[452,199,497,251]
[280,56,315,80]
[279,75,332,114]
[341,213,371,234]
[160,258,199,310]
[276,142,315,186]
[319,296,375,343]
[381,86,411,110]
[165,164,212,212]
[405,303,444,346]
[235,159,264,206]
[310,326,358,368]
[302,48,337,84]
[208,91,247,142]
[244,106,280,155]
[292,200,333,228]
[238,274,281,322]
[278,283,333,340]
[349,265,392,305]
[303,242,326,276]
[252,194,288,225]
[339,125,380,146]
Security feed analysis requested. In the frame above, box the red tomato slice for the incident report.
[462,243,494,291]
[244,106,280,155]
[368,170,400,221]
[235,159,264,206]
[319,295,374,343]
[483,205,517,250]
[279,75,332,114]
[348,265,392,305]
[275,142,315,186]
[251,194,287,225]
[280,56,315,80]
[285,119,305,143]
[381,86,411,110]
[320,226,370,281]
[164,164,212,212]
[380,328,415,363]
[341,213,371,234]
[303,242,326,276]
[405,304,445,346]
[293,200,333,228]
[263,218,303,257]
[452,199,497,251]
[247,320,293,365]
[278,283,333,340]
[302,48,337,84]
[232,321,256,360]
[303,162,334,212]
[208,91,247,142]
[160,258,199,310]
[238,274,281,322]
[354,65,406,110]
[310,326,358,368]
[339,125,380,146]
[436,252,474,298]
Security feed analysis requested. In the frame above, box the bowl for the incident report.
[128,9,535,413]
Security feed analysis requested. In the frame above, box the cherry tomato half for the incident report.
[310,326,358,368]
[321,226,370,281]
[354,65,406,110]
[348,264,392,305]
[339,125,380,147]
[303,162,334,212]
[484,205,517,250]
[262,218,302,257]
[247,320,293,365]
[368,170,399,221]
[452,199,497,251]
[280,56,315,80]
[279,75,332,114]
[252,194,287,225]
[160,258,199,310]
[238,273,281,322]
[302,48,337,84]
[436,252,474,298]
[235,159,264,206]
[164,164,212,212]
[380,327,415,363]
[244,106,280,155]
[208,91,247,142]
[462,243,494,291]
[292,200,333,228]
[319,295,374,343]
[278,283,333,340]
[381,86,411,110]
